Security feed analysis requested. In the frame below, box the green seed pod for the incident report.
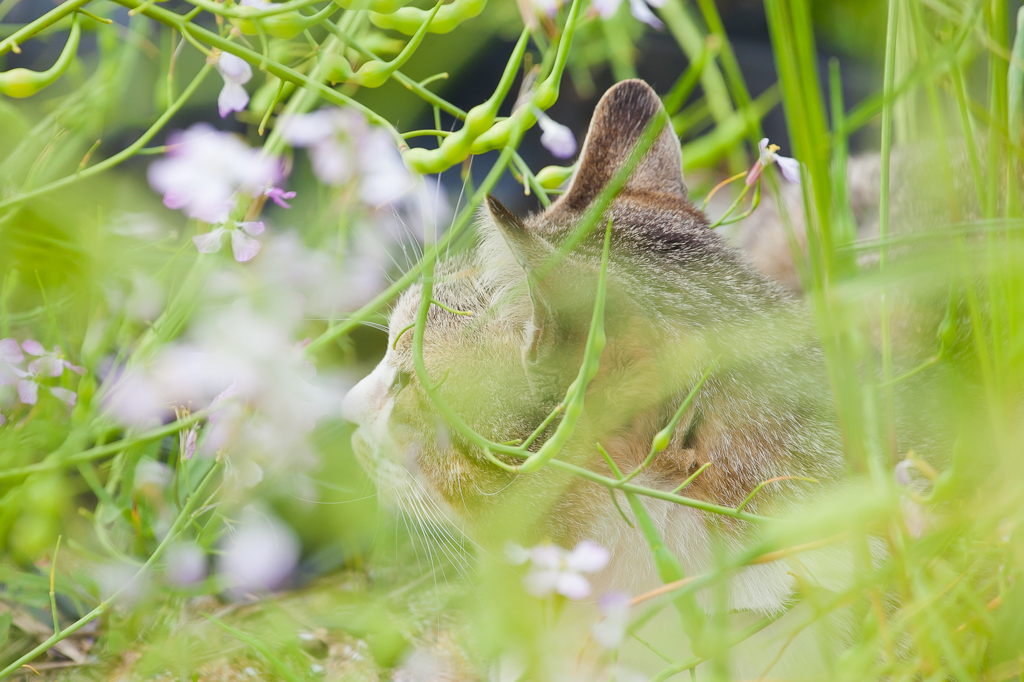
[0,14,80,98]
[370,0,486,35]
[233,4,336,39]
[652,427,672,453]
[536,164,574,189]
[333,0,411,13]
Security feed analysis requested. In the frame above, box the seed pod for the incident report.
[0,14,80,98]
[536,164,574,189]
[370,0,486,35]
[333,0,411,13]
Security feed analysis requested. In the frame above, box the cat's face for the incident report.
[340,80,812,542]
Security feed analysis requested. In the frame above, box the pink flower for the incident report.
[592,0,665,29]
[164,543,207,586]
[509,540,610,600]
[281,108,414,205]
[23,341,85,378]
[217,506,299,597]
[533,108,577,159]
[895,459,914,486]
[216,52,253,118]
[264,186,296,209]
[191,221,266,262]
[592,591,631,648]
[0,337,26,385]
[2,339,84,407]
[148,124,281,224]
[745,138,801,186]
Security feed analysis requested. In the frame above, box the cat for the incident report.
[341,79,850,678]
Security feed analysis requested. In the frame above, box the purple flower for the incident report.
[264,186,296,209]
[164,543,207,586]
[23,341,85,378]
[281,108,415,206]
[216,52,253,118]
[148,124,281,224]
[217,506,299,597]
[0,337,26,385]
[534,108,577,159]
[895,459,914,487]
[192,221,266,262]
[2,339,84,407]
[592,591,631,649]
[592,0,665,29]
[746,138,801,186]
[511,540,610,600]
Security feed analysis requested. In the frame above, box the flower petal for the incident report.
[556,572,592,600]
[49,387,77,406]
[591,0,623,18]
[231,229,262,262]
[628,0,663,28]
[895,459,913,486]
[522,569,561,597]
[63,361,86,375]
[529,544,565,570]
[537,114,578,159]
[504,542,530,566]
[21,339,45,356]
[776,155,801,184]
[238,221,265,236]
[17,379,38,405]
[592,617,627,649]
[281,110,338,147]
[218,81,250,118]
[192,228,227,254]
[567,540,610,573]
[264,187,296,209]
[0,338,24,364]
[183,425,199,460]
[217,52,252,84]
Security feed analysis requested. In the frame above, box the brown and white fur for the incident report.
[342,80,850,676]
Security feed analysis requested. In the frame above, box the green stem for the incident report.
[107,0,403,146]
[878,0,899,464]
[0,461,221,680]
[0,0,89,56]
[0,412,205,482]
[0,64,212,213]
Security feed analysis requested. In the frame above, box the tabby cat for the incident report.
[342,80,849,677]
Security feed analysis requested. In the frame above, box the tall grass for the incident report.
[1,0,1023,679]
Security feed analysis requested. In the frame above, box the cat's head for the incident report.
[341,80,788,533]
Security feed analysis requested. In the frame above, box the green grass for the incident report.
[2,0,1024,679]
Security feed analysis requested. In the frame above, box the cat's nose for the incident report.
[341,360,396,427]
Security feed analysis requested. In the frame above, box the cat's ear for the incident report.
[560,79,686,209]
[485,194,555,364]
[486,194,546,273]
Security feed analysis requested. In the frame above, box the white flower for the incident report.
[592,590,631,649]
[216,52,253,118]
[217,505,300,597]
[164,543,207,586]
[592,0,665,29]
[894,458,914,487]
[1,338,84,407]
[191,221,266,262]
[533,107,577,159]
[746,138,800,186]
[512,540,610,600]
[900,497,931,539]
[148,123,280,224]
[282,108,414,205]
